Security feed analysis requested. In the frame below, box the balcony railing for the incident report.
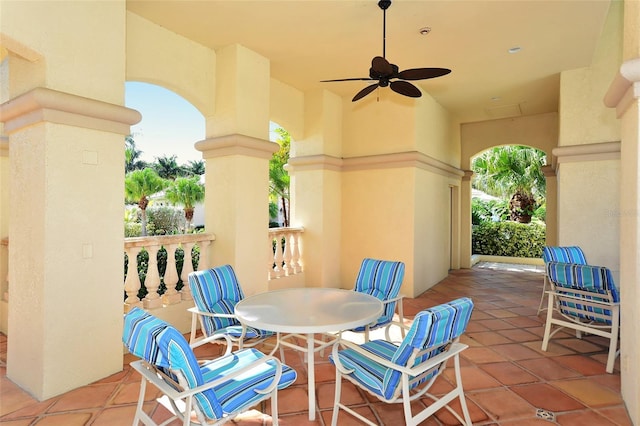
[269,226,304,279]
[124,233,215,311]
[1,227,304,318]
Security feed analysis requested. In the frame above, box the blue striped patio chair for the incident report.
[123,307,297,426]
[542,261,620,373]
[539,246,588,314]
[349,258,406,342]
[188,265,276,354]
[330,297,474,426]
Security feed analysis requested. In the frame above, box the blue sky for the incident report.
[125,82,281,165]
[125,82,205,164]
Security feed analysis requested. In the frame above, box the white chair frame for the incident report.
[331,336,472,426]
[541,286,620,373]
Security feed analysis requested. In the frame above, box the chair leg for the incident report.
[271,385,280,426]
[541,296,555,351]
[537,276,549,315]
[454,355,473,426]
[606,311,620,374]
[331,370,343,426]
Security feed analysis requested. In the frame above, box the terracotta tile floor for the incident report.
[0,263,633,425]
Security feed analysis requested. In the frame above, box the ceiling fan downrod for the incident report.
[378,0,392,59]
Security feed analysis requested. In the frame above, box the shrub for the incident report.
[472,198,509,225]
[472,221,545,258]
[147,206,184,235]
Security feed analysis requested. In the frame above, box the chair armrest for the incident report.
[332,339,467,377]
[132,351,284,400]
[187,306,237,319]
[546,290,620,307]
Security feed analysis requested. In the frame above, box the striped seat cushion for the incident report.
[123,308,296,421]
[546,262,619,323]
[123,307,222,419]
[189,266,274,338]
[542,246,587,264]
[201,348,297,414]
[331,297,474,401]
[352,258,405,331]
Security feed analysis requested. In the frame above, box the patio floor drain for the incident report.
[536,408,556,422]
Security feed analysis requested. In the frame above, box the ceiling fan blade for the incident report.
[320,78,375,82]
[390,80,422,98]
[352,83,379,102]
[371,56,393,76]
[396,67,451,81]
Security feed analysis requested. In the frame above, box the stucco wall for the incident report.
[341,167,416,295]
[126,11,216,118]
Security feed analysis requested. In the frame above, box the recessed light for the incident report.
[508,46,522,54]
[419,27,431,35]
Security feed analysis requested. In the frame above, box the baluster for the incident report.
[272,232,284,278]
[198,240,211,271]
[282,233,292,276]
[291,232,302,274]
[124,246,142,309]
[162,243,181,305]
[180,242,195,301]
[268,233,276,279]
[143,245,163,309]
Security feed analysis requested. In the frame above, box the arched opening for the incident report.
[470,144,548,261]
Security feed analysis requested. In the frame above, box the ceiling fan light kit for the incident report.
[321,0,451,102]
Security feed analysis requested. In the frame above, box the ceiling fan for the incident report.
[321,0,451,102]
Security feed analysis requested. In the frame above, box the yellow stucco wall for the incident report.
[126,12,216,117]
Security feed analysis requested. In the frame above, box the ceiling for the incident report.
[127,0,612,124]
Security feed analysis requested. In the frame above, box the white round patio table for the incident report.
[234,287,383,421]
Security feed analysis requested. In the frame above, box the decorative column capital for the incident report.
[604,57,640,118]
[195,134,278,160]
[462,170,474,181]
[0,87,141,135]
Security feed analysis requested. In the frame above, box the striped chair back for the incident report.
[353,258,405,330]
[189,265,244,336]
[383,297,474,399]
[542,246,587,264]
[123,307,223,419]
[545,261,619,323]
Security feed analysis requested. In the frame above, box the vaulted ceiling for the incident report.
[127,0,612,124]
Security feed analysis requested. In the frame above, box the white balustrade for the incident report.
[124,233,216,311]
[268,227,304,279]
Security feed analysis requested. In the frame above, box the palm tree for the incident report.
[269,128,290,227]
[165,176,205,232]
[125,135,147,172]
[125,168,169,236]
[154,155,184,180]
[472,145,546,223]
[186,160,205,176]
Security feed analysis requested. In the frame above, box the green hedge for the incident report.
[472,221,545,258]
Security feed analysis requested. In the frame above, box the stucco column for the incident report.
[197,45,277,295]
[460,170,473,268]
[0,1,137,400]
[0,89,140,400]
[287,90,343,288]
[0,135,8,334]
[542,165,557,246]
[604,55,640,426]
[196,135,278,296]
